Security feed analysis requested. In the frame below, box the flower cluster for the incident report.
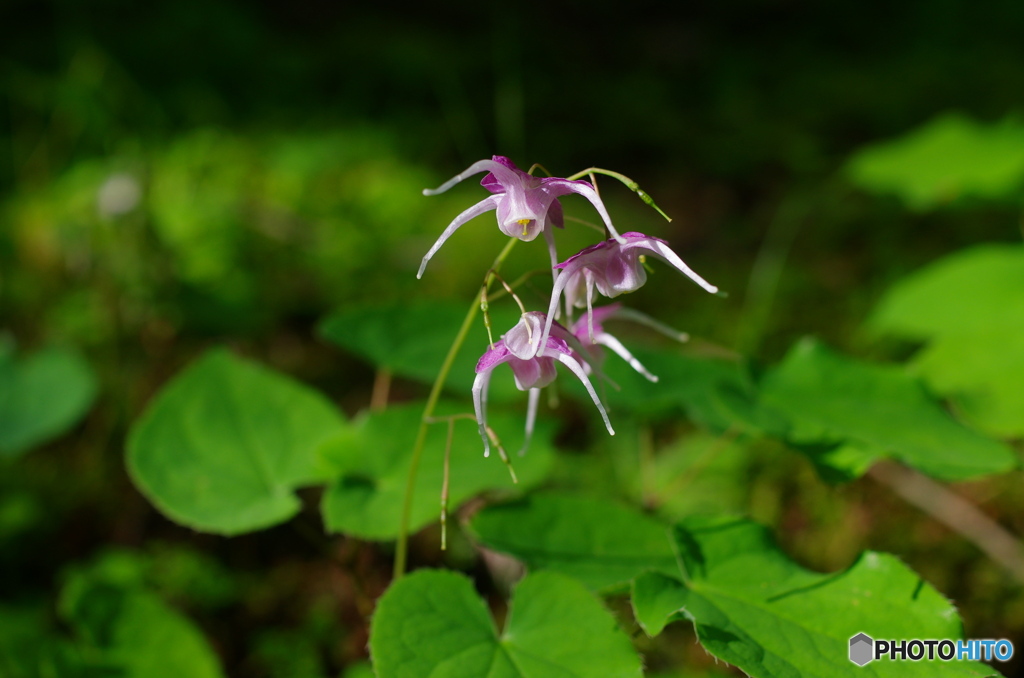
[421,156,718,455]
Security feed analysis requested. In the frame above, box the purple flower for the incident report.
[539,232,717,355]
[472,312,614,457]
[567,303,690,383]
[418,156,624,278]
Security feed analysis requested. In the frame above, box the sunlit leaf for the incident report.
[846,113,1024,210]
[127,349,346,535]
[320,402,552,540]
[913,332,1024,437]
[370,569,642,678]
[758,338,1017,481]
[869,244,1024,436]
[468,492,677,592]
[0,345,98,458]
[869,244,1024,340]
[632,516,1001,677]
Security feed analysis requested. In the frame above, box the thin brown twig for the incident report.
[369,368,391,413]
[440,418,455,551]
[869,461,1024,583]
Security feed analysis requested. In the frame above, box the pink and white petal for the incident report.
[646,240,719,294]
[611,306,689,342]
[595,332,659,382]
[539,265,581,357]
[519,387,541,457]
[472,369,495,457]
[476,342,511,373]
[543,179,626,243]
[503,313,546,360]
[418,195,499,278]
[480,156,525,192]
[553,352,615,436]
[600,249,647,297]
[547,198,565,229]
[424,159,520,196]
[542,226,560,285]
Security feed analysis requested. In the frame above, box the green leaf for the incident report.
[913,332,1024,437]
[320,402,552,540]
[0,346,98,458]
[561,344,775,433]
[627,432,752,520]
[846,113,1024,210]
[869,244,1024,436]
[61,571,225,678]
[370,569,642,678]
[869,244,1024,340]
[319,301,522,400]
[758,338,1017,481]
[468,493,677,592]
[127,349,346,535]
[320,301,468,384]
[632,516,1000,677]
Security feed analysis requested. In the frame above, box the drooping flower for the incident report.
[539,232,718,355]
[568,303,689,383]
[472,312,614,457]
[418,156,624,278]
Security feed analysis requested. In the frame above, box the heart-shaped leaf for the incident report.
[370,569,641,678]
[127,349,346,535]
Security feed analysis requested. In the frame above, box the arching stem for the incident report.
[393,236,519,579]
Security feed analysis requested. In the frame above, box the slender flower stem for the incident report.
[565,167,672,222]
[393,236,519,579]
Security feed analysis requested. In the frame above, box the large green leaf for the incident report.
[586,346,770,430]
[624,431,752,521]
[319,301,521,400]
[0,345,98,458]
[758,338,1017,481]
[127,349,346,535]
[869,244,1024,340]
[320,402,552,540]
[869,244,1024,436]
[61,569,225,678]
[846,113,1024,210]
[912,332,1024,438]
[632,516,1000,677]
[370,569,641,678]
[468,493,677,592]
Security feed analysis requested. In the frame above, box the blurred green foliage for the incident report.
[846,113,1024,210]
[0,341,97,457]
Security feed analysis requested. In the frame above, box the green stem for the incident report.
[393,236,519,579]
[565,167,672,222]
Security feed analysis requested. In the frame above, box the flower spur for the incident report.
[567,303,690,383]
[472,312,614,457]
[539,232,718,356]
[418,156,625,279]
